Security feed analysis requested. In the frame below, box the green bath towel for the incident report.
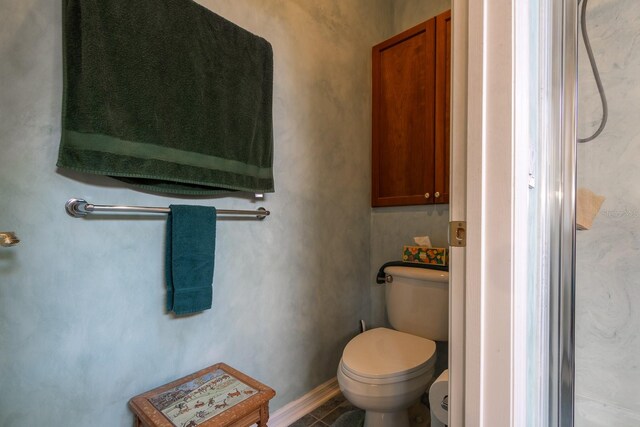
[58,0,274,195]
[166,205,216,315]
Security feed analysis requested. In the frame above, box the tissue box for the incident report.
[402,246,448,265]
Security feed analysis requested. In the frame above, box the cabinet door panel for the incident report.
[435,10,451,204]
[372,20,436,207]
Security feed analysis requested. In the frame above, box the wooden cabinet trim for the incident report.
[435,10,451,204]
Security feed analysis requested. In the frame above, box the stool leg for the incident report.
[257,403,270,426]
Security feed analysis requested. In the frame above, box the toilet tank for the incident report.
[384,266,449,341]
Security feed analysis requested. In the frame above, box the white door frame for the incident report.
[448,0,470,424]
[449,1,535,426]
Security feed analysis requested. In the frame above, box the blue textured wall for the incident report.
[0,1,392,425]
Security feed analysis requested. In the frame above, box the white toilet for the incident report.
[337,266,448,427]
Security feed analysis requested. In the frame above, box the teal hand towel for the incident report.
[58,0,274,195]
[166,205,216,315]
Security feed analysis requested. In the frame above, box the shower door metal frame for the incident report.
[548,0,578,426]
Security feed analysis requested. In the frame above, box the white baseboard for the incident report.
[268,377,341,427]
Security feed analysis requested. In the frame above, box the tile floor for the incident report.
[286,392,431,427]
[287,393,356,426]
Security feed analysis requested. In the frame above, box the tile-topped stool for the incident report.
[129,363,276,427]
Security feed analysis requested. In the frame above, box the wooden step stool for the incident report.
[129,363,275,427]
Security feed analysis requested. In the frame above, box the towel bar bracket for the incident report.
[64,198,270,219]
[66,198,90,217]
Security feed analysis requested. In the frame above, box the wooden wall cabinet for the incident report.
[372,10,451,207]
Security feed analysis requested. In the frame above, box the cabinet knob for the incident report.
[435,192,440,198]
[424,193,430,199]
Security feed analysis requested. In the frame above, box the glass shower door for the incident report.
[575,0,640,425]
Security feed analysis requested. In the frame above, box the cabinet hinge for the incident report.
[449,221,466,247]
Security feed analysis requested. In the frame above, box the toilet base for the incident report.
[338,357,434,427]
[364,409,410,427]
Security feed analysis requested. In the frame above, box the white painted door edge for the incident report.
[449,1,469,426]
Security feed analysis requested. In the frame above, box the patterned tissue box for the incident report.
[402,246,448,265]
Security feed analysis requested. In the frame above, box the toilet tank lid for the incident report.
[384,266,448,283]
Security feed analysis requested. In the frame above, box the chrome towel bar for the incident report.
[65,198,269,219]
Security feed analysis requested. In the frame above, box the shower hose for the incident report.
[578,0,608,143]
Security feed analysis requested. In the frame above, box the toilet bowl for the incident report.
[337,266,448,427]
[337,327,437,427]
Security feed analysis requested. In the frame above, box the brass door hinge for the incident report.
[449,221,466,247]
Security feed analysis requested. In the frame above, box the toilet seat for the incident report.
[341,328,436,384]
